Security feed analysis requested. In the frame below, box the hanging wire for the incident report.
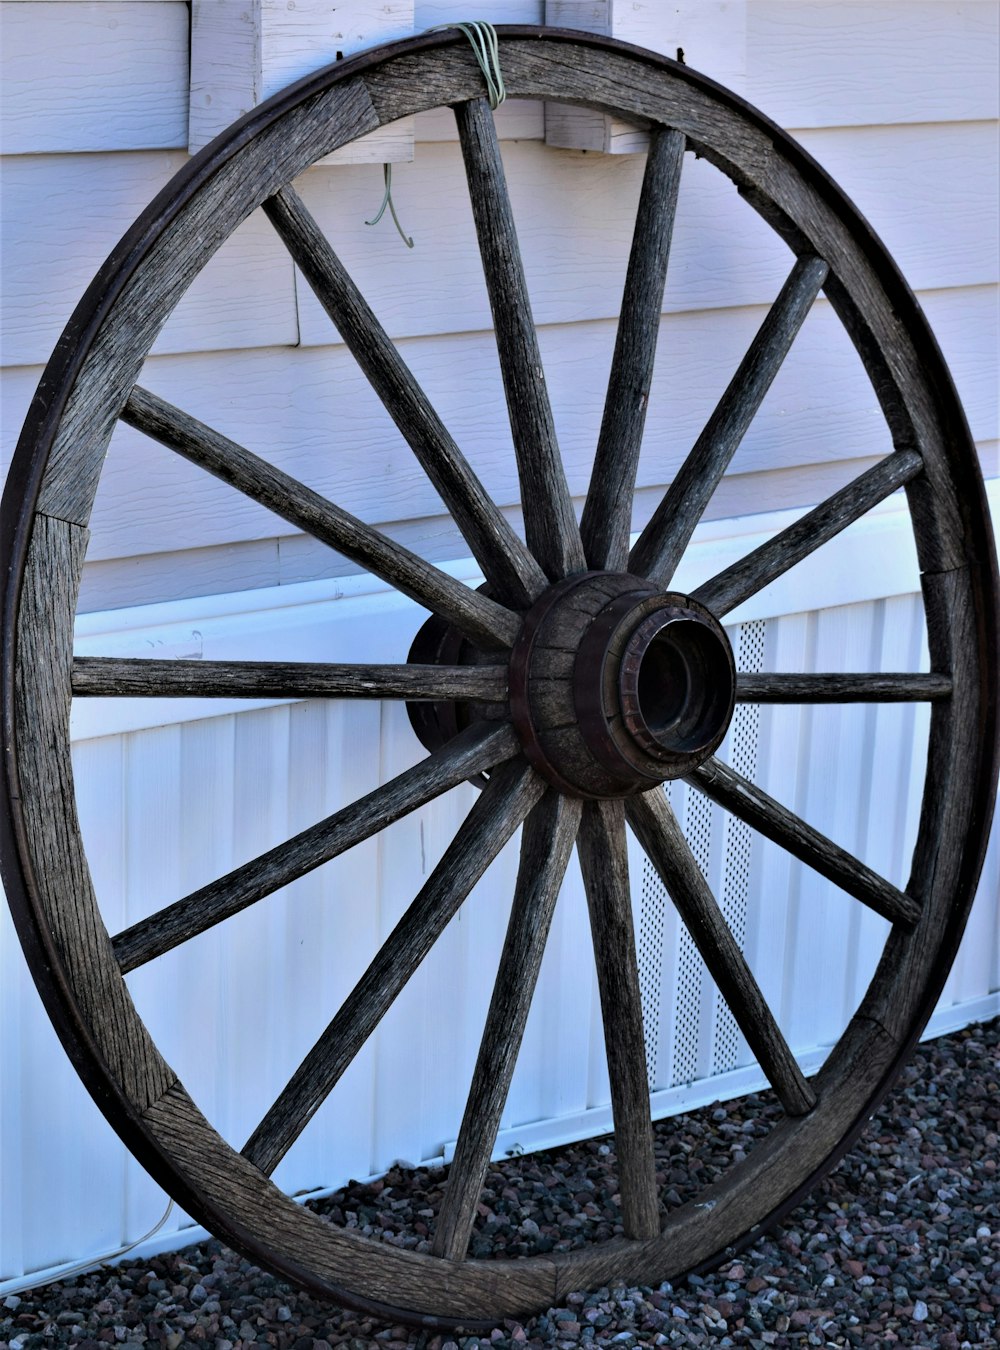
[365,163,414,247]
[364,20,506,246]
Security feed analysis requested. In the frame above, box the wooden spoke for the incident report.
[736,672,952,703]
[688,756,921,928]
[580,127,686,572]
[263,187,545,610]
[630,255,830,585]
[694,449,924,617]
[455,97,586,580]
[242,758,544,1176]
[627,789,816,1117]
[432,791,582,1261]
[72,657,508,702]
[576,799,660,1240]
[112,720,520,974]
[122,386,519,653]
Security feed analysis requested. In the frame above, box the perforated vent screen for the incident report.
[638,620,766,1091]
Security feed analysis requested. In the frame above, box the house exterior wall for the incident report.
[1,0,997,1286]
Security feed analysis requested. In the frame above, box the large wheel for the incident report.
[1,25,996,1330]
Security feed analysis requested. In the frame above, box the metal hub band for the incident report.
[408,572,736,799]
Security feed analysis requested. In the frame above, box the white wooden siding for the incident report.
[189,0,417,161]
[0,154,300,369]
[4,118,997,371]
[746,0,1000,129]
[5,282,993,572]
[0,2,190,154]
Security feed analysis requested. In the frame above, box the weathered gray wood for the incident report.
[627,788,815,1117]
[262,187,545,611]
[112,720,520,973]
[242,758,544,1176]
[579,127,685,572]
[861,563,994,1040]
[630,255,829,585]
[122,385,519,653]
[688,756,921,928]
[72,657,508,702]
[576,798,660,1240]
[432,790,582,1262]
[694,449,924,617]
[143,1081,559,1321]
[455,97,586,581]
[548,1012,902,1301]
[735,672,953,703]
[13,514,177,1111]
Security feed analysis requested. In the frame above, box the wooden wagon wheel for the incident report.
[1,25,996,1330]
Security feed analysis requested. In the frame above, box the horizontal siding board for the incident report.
[0,153,299,369]
[293,138,790,346]
[794,121,1000,296]
[66,452,926,614]
[415,0,542,25]
[7,118,989,372]
[3,315,993,618]
[67,300,891,562]
[293,126,1000,344]
[4,286,990,573]
[747,0,1000,128]
[920,285,999,449]
[0,2,189,154]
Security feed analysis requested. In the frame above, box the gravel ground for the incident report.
[2,1017,997,1350]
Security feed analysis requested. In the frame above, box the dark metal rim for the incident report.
[0,24,997,1330]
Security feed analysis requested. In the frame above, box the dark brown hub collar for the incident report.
[509,573,735,797]
[407,571,735,799]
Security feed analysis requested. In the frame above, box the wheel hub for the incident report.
[408,572,736,798]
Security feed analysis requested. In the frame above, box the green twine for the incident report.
[429,19,506,109]
[365,20,506,247]
[365,162,414,248]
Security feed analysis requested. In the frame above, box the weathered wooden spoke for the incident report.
[630,255,829,586]
[263,187,545,610]
[735,672,953,703]
[3,25,995,1332]
[688,757,921,928]
[122,386,518,652]
[243,757,544,1176]
[432,789,581,1260]
[580,127,686,572]
[456,97,586,580]
[694,450,924,617]
[112,720,519,973]
[627,788,816,1117]
[577,799,660,1239]
[72,656,507,702]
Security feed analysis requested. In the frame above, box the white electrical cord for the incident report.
[1,1200,174,1298]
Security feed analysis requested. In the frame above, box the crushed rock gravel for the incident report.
[2,1017,997,1350]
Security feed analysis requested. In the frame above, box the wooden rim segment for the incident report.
[1,26,997,1329]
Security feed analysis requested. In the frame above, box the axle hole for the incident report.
[626,615,734,758]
